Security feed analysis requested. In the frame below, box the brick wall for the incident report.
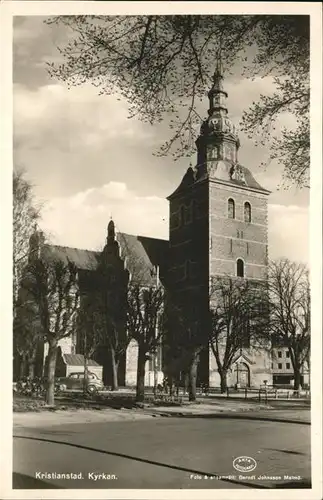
[209,181,268,281]
[207,179,270,387]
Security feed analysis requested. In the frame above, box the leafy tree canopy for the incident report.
[47,15,309,187]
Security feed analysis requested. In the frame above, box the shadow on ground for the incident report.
[273,480,311,488]
[14,435,311,490]
[13,472,62,489]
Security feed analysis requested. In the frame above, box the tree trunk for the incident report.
[168,374,174,397]
[19,354,27,378]
[136,345,146,403]
[111,348,119,391]
[153,353,158,396]
[293,366,302,391]
[184,372,189,394]
[219,369,228,394]
[46,342,58,406]
[83,355,89,395]
[188,351,199,402]
[28,360,35,379]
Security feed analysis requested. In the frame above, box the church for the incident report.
[19,63,273,389]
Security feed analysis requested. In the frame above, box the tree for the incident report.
[126,283,164,402]
[46,15,309,187]
[268,259,310,390]
[13,300,41,379]
[22,254,80,405]
[209,276,270,393]
[162,303,188,394]
[163,293,207,402]
[94,268,130,391]
[13,170,41,316]
[76,294,104,394]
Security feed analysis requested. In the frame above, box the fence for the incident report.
[196,385,310,401]
[257,386,310,403]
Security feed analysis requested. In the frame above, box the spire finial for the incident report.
[208,47,228,116]
[214,49,223,80]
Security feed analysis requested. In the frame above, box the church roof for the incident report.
[116,233,169,286]
[229,164,269,192]
[168,163,269,199]
[40,235,169,286]
[41,244,100,270]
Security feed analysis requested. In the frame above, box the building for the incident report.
[271,345,310,388]
[16,63,274,388]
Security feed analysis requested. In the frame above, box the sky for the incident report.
[13,15,309,263]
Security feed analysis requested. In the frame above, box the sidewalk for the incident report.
[143,402,310,424]
[13,407,154,428]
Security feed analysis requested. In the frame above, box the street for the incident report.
[13,410,311,489]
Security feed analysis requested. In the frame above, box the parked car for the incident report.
[57,372,104,394]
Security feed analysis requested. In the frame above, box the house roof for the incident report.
[63,354,101,367]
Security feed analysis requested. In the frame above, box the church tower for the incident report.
[167,61,271,387]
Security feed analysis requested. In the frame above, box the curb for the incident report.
[144,410,310,425]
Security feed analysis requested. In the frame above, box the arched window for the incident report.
[244,202,251,223]
[228,198,235,219]
[237,259,244,278]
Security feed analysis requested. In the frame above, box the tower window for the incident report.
[228,198,235,219]
[236,259,244,277]
[244,202,251,223]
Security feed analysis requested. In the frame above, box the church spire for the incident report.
[195,52,240,177]
[207,51,228,117]
[107,218,116,245]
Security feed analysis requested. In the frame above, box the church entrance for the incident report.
[233,362,250,388]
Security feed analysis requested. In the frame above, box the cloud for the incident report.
[14,83,153,144]
[39,182,169,250]
[13,19,308,263]
[13,82,162,199]
[39,183,309,264]
[268,204,309,263]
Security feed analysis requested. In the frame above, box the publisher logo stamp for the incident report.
[233,456,257,472]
